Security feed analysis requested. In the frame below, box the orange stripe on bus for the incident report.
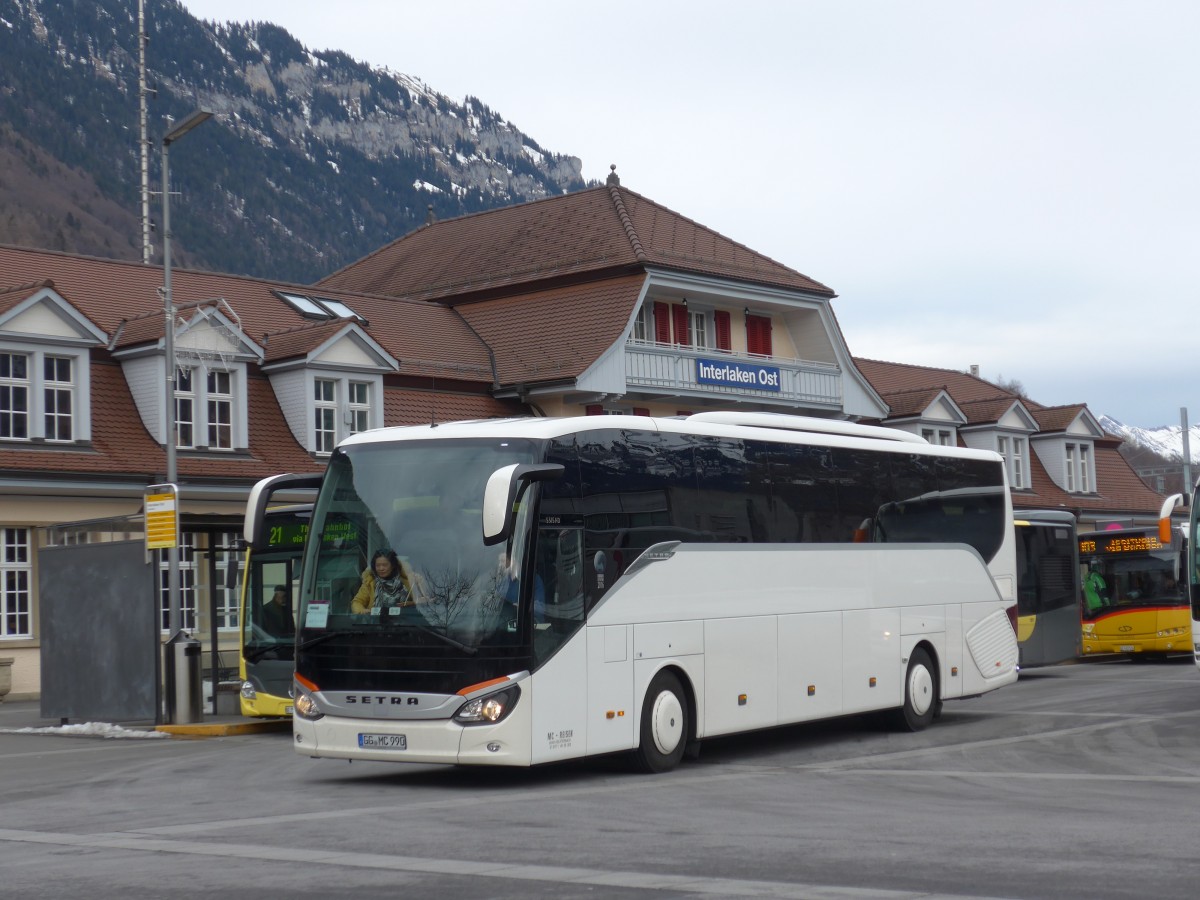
[295,672,319,692]
[457,676,510,696]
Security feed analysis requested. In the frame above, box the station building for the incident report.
[0,172,1165,699]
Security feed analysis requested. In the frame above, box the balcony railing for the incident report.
[625,340,842,407]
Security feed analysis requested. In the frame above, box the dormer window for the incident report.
[0,348,89,443]
[921,428,954,446]
[312,375,376,455]
[174,366,240,451]
[1065,442,1093,493]
[997,435,1027,489]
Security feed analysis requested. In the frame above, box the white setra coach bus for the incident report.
[245,412,1020,772]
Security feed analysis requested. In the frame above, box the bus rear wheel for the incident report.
[895,647,937,732]
[635,670,688,773]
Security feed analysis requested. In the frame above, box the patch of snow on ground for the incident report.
[1,722,169,739]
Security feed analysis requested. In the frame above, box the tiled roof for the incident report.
[0,278,54,316]
[455,275,646,384]
[318,185,834,301]
[262,320,361,363]
[880,387,951,418]
[1030,404,1089,433]
[383,388,524,426]
[957,397,1024,426]
[0,244,494,380]
[853,357,1014,408]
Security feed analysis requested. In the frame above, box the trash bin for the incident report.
[164,631,202,724]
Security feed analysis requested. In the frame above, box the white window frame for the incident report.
[996,434,1027,489]
[1065,441,1093,493]
[0,344,91,443]
[175,367,196,449]
[1011,437,1026,489]
[0,351,29,441]
[308,373,382,454]
[689,310,709,350]
[206,370,233,450]
[173,364,244,451]
[214,530,241,632]
[43,354,74,442]
[314,378,337,454]
[1,527,32,639]
[158,532,197,633]
[348,381,371,435]
[630,305,650,343]
[921,428,954,446]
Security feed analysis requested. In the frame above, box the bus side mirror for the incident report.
[1158,493,1184,546]
[482,463,564,546]
[244,473,323,551]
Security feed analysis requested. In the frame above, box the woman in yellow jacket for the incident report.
[350,548,420,613]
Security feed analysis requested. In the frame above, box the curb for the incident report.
[155,718,292,738]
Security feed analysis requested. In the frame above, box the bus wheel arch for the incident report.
[896,643,940,731]
[634,666,693,773]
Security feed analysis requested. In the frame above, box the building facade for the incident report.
[0,175,1166,698]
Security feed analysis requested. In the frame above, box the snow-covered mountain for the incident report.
[1100,416,1200,462]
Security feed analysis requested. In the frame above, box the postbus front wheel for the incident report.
[634,670,688,773]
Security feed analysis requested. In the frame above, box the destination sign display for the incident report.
[1079,533,1163,556]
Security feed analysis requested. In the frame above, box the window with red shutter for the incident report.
[746,315,773,357]
[714,311,731,351]
[672,304,690,346]
[632,407,650,417]
[653,302,671,344]
[585,405,604,416]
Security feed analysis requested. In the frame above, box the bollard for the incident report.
[164,631,203,724]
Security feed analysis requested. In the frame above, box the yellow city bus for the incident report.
[238,503,310,717]
[1079,518,1189,657]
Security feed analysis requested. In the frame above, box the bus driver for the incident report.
[351,548,420,614]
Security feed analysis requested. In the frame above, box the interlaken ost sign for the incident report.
[695,358,782,392]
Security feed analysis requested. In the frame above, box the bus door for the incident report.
[1014,520,1080,667]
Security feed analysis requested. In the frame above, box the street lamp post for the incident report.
[161,109,212,644]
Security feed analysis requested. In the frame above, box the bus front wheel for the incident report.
[635,670,688,773]
[896,647,937,732]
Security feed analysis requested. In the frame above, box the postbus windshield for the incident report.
[297,438,541,690]
[1079,529,1184,621]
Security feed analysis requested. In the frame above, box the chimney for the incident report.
[969,365,980,378]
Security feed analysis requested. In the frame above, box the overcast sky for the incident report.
[181,0,1198,429]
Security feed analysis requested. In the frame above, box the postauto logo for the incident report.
[696,358,782,392]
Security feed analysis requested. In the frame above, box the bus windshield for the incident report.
[300,438,541,661]
[1079,530,1184,620]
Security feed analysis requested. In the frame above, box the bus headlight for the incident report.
[454,685,521,725]
[240,681,257,700]
[293,689,323,721]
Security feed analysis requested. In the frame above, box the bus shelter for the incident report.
[37,513,244,723]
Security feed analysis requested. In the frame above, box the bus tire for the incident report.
[896,647,937,732]
[635,670,688,773]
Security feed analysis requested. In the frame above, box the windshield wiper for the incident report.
[410,624,477,656]
[245,642,293,663]
[298,629,360,650]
